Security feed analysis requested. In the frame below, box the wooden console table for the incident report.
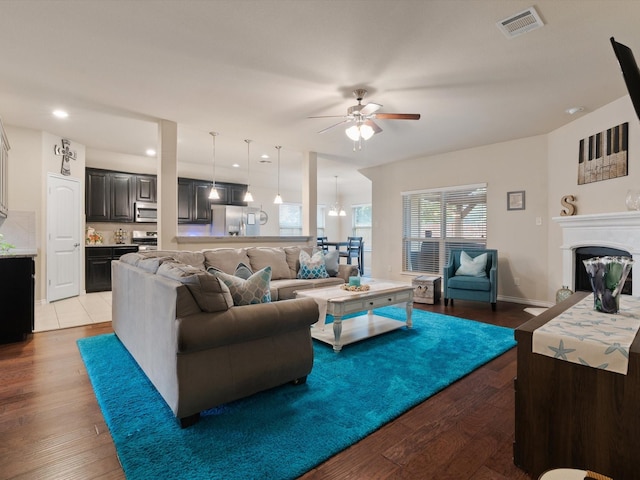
[514,292,640,479]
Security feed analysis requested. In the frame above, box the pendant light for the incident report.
[243,139,254,202]
[328,175,346,217]
[208,131,220,200]
[273,145,283,204]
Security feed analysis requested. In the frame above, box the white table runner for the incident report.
[532,293,640,374]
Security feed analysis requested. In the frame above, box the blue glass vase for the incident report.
[582,256,634,313]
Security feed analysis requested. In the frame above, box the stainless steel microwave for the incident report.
[135,202,157,223]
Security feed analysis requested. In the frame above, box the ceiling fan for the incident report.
[309,89,421,145]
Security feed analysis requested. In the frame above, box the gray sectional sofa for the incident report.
[111,246,358,427]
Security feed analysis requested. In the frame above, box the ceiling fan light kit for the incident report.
[310,88,420,149]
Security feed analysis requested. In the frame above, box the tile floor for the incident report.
[34,291,112,332]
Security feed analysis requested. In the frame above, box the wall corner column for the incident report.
[157,120,178,250]
[302,151,318,238]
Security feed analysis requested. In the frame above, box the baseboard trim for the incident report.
[497,294,553,308]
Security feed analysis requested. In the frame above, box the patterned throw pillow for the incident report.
[297,249,329,279]
[211,266,272,305]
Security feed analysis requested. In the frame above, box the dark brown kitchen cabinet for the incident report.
[85,245,138,292]
[193,180,212,223]
[135,174,157,203]
[0,256,35,344]
[86,168,135,223]
[110,173,135,222]
[178,178,217,224]
[177,178,193,224]
[86,169,111,222]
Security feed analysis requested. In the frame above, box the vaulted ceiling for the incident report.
[0,0,639,191]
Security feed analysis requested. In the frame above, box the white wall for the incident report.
[546,96,640,301]
[363,134,549,304]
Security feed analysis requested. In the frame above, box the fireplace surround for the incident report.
[554,211,640,297]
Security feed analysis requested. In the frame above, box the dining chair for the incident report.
[339,236,364,275]
[316,236,328,253]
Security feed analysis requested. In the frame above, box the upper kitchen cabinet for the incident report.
[178,177,213,224]
[135,174,156,203]
[86,168,135,223]
[0,118,10,219]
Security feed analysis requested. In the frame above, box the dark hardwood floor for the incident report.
[0,300,536,480]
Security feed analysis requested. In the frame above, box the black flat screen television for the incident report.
[611,37,640,122]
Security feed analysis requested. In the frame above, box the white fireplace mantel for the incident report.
[553,211,640,296]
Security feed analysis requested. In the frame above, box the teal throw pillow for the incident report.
[455,251,488,277]
[211,266,272,305]
[298,249,329,279]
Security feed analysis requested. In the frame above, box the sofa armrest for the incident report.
[177,297,319,353]
[337,264,359,282]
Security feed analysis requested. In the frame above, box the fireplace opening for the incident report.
[574,246,632,295]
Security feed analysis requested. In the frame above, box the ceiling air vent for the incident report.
[497,6,544,38]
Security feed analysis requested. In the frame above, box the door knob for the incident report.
[74,243,80,247]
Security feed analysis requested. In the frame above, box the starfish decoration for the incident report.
[548,340,576,360]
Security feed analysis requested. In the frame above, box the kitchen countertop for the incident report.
[0,249,37,258]
[85,243,139,248]
[176,235,313,244]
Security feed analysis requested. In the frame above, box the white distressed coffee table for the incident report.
[296,280,414,352]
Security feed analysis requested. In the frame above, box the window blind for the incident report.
[402,184,487,274]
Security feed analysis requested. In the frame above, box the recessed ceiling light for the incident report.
[232,163,240,168]
[145,149,156,157]
[565,106,585,115]
[261,154,269,159]
[52,109,69,119]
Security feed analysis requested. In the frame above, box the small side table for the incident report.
[412,275,441,304]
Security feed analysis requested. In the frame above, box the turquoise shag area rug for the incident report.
[77,306,515,480]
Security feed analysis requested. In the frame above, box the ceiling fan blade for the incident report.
[364,120,383,134]
[307,115,348,119]
[318,119,351,134]
[374,113,421,120]
[360,102,382,116]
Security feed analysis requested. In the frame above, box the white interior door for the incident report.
[47,174,81,302]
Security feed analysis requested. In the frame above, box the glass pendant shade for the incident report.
[244,139,253,202]
[329,176,345,217]
[274,145,283,204]
[209,131,220,200]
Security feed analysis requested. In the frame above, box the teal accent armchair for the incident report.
[443,249,498,311]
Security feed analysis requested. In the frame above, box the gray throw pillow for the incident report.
[157,262,233,312]
[324,249,339,277]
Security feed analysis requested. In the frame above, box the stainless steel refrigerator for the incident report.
[211,205,260,236]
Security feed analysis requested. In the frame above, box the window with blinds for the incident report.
[402,183,487,274]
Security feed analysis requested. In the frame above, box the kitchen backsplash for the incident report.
[0,211,36,249]
[86,222,156,245]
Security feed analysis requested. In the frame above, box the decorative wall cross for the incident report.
[54,138,77,176]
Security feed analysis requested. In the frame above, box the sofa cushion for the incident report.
[157,262,233,312]
[447,275,491,291]
[211,266,272,305]
[297,249,329,279]
[246,247,291,280]
[203,248,251,274]
[171,251,206,270]
[455,251,488,277]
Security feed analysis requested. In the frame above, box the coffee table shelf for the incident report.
[296,280,414,352]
